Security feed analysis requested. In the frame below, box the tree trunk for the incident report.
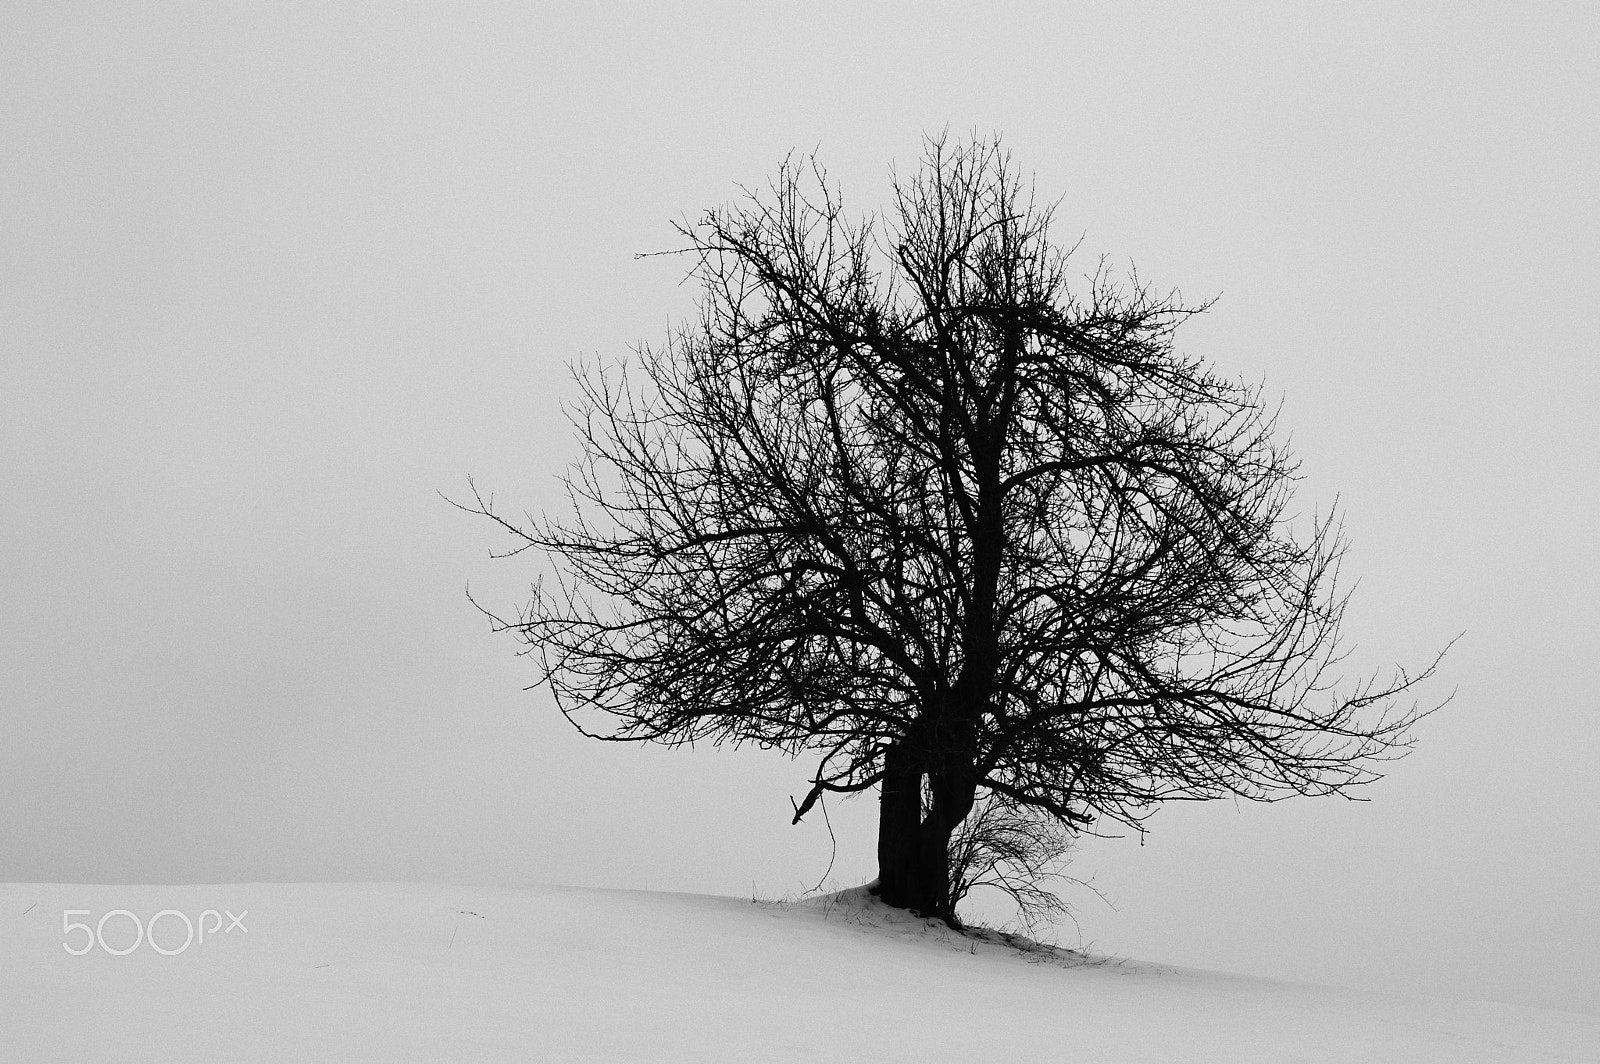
[913,814,953,921]
[873,739,980,925]
[873,742,924,911]
[916,765,978,924]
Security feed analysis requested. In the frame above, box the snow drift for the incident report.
[2,881,1592,1062]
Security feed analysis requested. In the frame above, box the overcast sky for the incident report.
[3,1,1597,1016]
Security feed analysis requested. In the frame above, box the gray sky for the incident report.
[4,1,1597,1016]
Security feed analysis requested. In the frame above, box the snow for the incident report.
[3,881,1594,1062]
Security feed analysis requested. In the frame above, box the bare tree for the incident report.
[456,134,1446,925]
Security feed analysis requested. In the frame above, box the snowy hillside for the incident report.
[3,881,1593,1062]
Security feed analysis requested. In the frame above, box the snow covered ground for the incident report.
[3,881,1593,1062]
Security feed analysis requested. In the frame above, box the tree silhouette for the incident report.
[458,134,1445,924]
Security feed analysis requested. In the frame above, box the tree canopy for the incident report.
[460,134,1443,923]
